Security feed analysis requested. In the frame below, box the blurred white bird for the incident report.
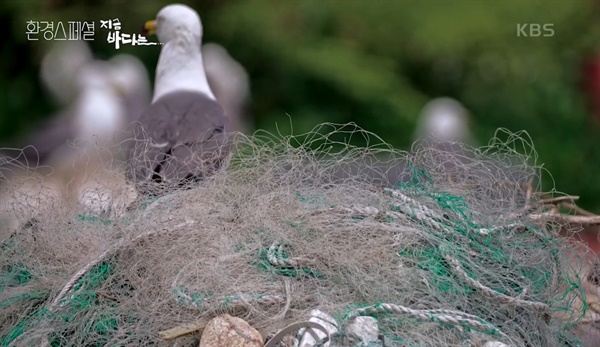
[4,42,151,167]
[3,41,94,166]
[411,97,474,185]
[0,57,142,234]
[202,42,251,133]
[414,97,472,145]
[47,60,139,218]
[107,54,152,123]
[39,40,93,107]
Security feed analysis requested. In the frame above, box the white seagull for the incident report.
[128,4,230,186]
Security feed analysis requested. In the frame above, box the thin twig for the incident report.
[558,202,597,217]
[530,213,600,225]
[577,317,600,325]
[524,178,533,212]
[539,195,580,205]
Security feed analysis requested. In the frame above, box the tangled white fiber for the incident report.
[0,123,597,346]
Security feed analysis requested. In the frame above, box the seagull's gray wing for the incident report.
[129,91,229,184]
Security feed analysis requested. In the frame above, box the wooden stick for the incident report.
[158,321,207,340]
[530,213,600,225]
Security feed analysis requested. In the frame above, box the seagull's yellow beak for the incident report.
[142,20,157,36]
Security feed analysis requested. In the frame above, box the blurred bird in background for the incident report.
[413,97,472,146]
[412,97,472,163]
[202,43,252,133]
[3,41,95,167]
[0,41,147,233]
[2,42,151,168]
[108,54,152,124]
[40,40,94,107]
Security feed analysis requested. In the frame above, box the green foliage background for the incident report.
[0,0,599,209]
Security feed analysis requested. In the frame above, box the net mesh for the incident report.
[0,123,597,346]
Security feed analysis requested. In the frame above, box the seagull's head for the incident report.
[40,40,93,105]
[144,4,202,45]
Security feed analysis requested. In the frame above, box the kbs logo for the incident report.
[517,23,554,37]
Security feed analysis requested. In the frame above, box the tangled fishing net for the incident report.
[0,123,598,346]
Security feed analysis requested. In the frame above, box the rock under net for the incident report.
[0,123,593,346]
